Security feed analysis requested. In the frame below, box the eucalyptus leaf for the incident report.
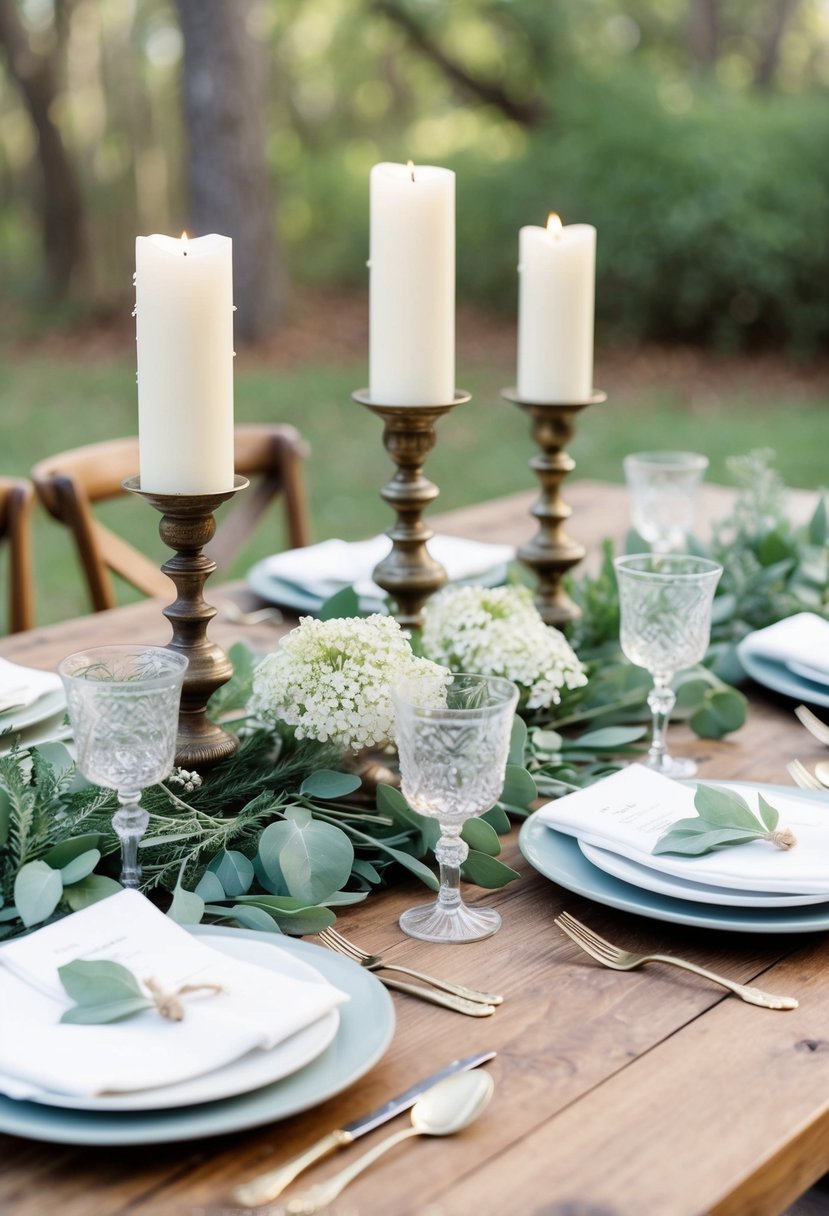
[227,896,336,935]
[58,958,145,1006]
[461,817,501,856]
[194,870,226,902]
[14,860,63,928]
[167,882,205,926]
[208,849,255,899]
[32,741,75,778]
[499,764,537,810]
[694,785,759,829]
[481,804,511,834]
[60,997,153,1025]
[300,769,363,799]
[508,715,528,765]
[808,496,827,547]
[259,817,353,903]
[460,851,521,888]
[58,847,101,886]
[225,903,283,933]
[573,725,647,749]
[689,688,747,738]
[44,834,104,869]
[653,827,763,856]
[352,858,382,884]
[319,586,362,620]
[62,874,123,912]
[757,793,780,832]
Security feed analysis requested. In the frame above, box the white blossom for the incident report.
[249,614,449,752]
[421,584,587,710]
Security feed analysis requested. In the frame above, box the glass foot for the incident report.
[646,753,698,779]
[399,900,501,944]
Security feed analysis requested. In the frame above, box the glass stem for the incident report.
[434,826,469,913]
[647,675,676,769]
[113,791,149,889]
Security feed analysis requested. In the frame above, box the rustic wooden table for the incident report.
[1,482,828,1216]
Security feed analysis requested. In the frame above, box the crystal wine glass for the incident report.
[614,554,722,779]
[58,645,188,888]
[623,451,709,554]
[392,672,519,944]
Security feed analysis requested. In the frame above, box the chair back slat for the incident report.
[0,477,36,632]
[31,425,310,614]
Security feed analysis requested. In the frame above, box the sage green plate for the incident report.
[0,928,394,1145]
[519,784,829,934]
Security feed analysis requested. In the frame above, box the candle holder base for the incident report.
[353,389,470,630]
[123,475,249,768]
[502,388,606,627]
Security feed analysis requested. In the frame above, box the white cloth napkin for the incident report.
[536,763,829,895]
[741,613,829,684]
[0,889,348,1098]
[259,534,515,601]
[0,657,62,715]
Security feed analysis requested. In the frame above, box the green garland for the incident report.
[1,451,825,942]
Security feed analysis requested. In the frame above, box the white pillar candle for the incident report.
[517,215,596,403]
[135,232,235,494]
[369,161,455,406]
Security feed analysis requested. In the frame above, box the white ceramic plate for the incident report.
[578,840,829,908]
[21,934,340,1112]
[0,928,394,1145]
[737,637,829,709]
[0,688,66,735]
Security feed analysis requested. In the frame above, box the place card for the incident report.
[536,764,829,895]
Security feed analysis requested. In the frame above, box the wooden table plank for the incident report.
[0,480,827,1216]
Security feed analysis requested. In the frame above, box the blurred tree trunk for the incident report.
[756,0,801,90]
[0,0,88,298]
[175,0,282,342]
[687,0,720,70]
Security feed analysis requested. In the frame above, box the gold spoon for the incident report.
[271,1070,494,1215]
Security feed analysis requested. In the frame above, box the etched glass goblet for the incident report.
[624,451,709,554]
[392,672,519,944]
[614,554,722,779]
[58,645,188,888]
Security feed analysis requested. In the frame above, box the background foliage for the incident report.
[1,0,828,349]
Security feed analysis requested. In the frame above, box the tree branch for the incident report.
[372,0,543,128]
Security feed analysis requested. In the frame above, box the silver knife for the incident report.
[232,1049,496,1208]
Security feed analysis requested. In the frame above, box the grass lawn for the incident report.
[2,303,828,629]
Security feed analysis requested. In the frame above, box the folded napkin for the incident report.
[0,657,62,715]
[0,889,348,1098]
[741,613,829,683]
[258,534,515,602]
[536,764,829,895]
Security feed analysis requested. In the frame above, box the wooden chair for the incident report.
[31,424,311,612]
[0,476,36,632]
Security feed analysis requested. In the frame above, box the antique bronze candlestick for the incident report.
[123,475,248,768]
[353,389,470,630]
[502,388,606,627]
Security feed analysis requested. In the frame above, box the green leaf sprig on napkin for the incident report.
[58,958,222,1024]
[653,784,796,857]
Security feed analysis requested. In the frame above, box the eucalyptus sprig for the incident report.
[653,784,796,857]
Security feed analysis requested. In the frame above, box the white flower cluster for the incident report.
[249,614,449,752]
[421,584,588,710]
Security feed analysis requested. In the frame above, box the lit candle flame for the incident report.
[546,213,563,238]
[181,231,189,256]
[407,160,415,182]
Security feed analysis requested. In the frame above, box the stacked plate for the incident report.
[0,926,394,1147]
[519,763,829,934]
[737,612,829,708]
[247,534,514,615]
[0,658,67,755]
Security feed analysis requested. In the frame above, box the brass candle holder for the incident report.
[123,475,249,768]
[353,389,470,630]
[502,388,606,627]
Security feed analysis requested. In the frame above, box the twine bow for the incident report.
[144,976,224,1021]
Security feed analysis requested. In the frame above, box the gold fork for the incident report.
[795,705,829,746]
[787,759,824,791]
[554,911,798,1010]
[317,927,503,1006]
